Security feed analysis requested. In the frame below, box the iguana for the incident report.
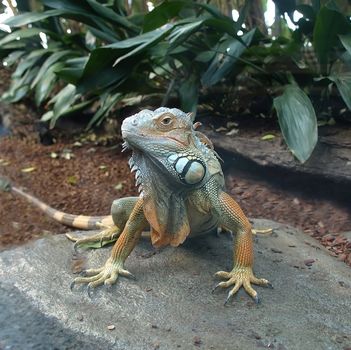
[0,107,271,303]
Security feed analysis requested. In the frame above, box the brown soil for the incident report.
[0,70,350,266]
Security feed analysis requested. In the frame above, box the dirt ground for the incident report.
[0,70,350,266]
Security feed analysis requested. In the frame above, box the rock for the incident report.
[206,127,351,184]
[0,219,350,350]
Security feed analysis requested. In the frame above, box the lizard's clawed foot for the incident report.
[66,225,121,250]
[213,266,271,304]
[71,257,135,296]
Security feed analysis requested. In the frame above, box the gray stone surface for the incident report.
[0,219,350,350]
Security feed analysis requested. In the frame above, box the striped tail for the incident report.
[1,178,113,230]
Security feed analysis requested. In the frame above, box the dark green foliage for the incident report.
[274,84,317,163]
[0,0,351,162]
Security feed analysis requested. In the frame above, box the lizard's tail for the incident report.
[0,177,113,230]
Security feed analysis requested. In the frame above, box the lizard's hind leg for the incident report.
[66,197,139,250]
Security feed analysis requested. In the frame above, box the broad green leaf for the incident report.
[49,84,78,128]
[329,60,351,110]
[43,0,91,12]
[0,28,42,46]
[273,85,317,163]
[331,74,351,109]
[168,20,203,50]
[312,0,320,12]
[53,84,77,116]
[195,51,216,63]
[194,3,226,19]
[41,111,54,122]
[13,49,48,78]
[3,50,25,66]
[178,76,199,114]
[35,62,64,105]
[113,25,173,66]
[2,66,39,102]
[339,34,351,55]
[77,50,128,93]
[313,6,351,71]
[3,9,65,27]
[78,26,173,92]
[87,93,122,128]
[202,29,255,87]
[55,57,87,84]
[56,67,84,84]
[143,1,186,32]
[86,26,117,43]
[43,0,119,40]
[31,50,73,88]
[86,0,138,31]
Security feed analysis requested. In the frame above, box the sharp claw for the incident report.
[254,295,261,304]
[70,280,76,291]
[127,272,136,280]
[211,284,220,294]
[224,293,232,306]
[267,282,274,289]
[80,270,87,277]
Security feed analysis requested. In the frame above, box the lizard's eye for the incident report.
[161,116,173,126]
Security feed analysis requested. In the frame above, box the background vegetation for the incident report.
[0,0,351,162]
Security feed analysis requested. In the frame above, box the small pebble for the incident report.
[193,336,202,346]
[107,324,115,330]
[304,259,315,267]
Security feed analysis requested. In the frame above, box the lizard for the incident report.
[0,107,271,303]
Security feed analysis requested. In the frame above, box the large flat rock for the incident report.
[0,219,350,350]
[206,127,351,184]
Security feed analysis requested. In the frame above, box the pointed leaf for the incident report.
[31,50,73,88]
[143,1,186,32]
[3,50,25,66]
[332,74,351,110]
[86,0,138,31]
[113,25,173,66]
[52,84,77,117]
[202,29,255,87]
[178,76,199,114]
[35,62,64,105]
[339,34,351,55]
[0,28,42,46]
[3,9,65,27]
[87,93,122,128]
[273,85,318,163]
[313,7,351,70]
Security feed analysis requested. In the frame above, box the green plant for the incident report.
[1,0,351,163]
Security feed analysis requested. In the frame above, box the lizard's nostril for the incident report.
[132,118,138,126]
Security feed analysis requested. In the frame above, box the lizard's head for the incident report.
[121,107,216,187]
[121,107,194,152]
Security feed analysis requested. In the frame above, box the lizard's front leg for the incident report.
[67,197,139,250]
[214,191,271,304]
[72,197,148,292]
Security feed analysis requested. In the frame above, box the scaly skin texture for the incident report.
[0,108,271,303]
[72,107,271,303]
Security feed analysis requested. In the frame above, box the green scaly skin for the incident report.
[72,108,271,303]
